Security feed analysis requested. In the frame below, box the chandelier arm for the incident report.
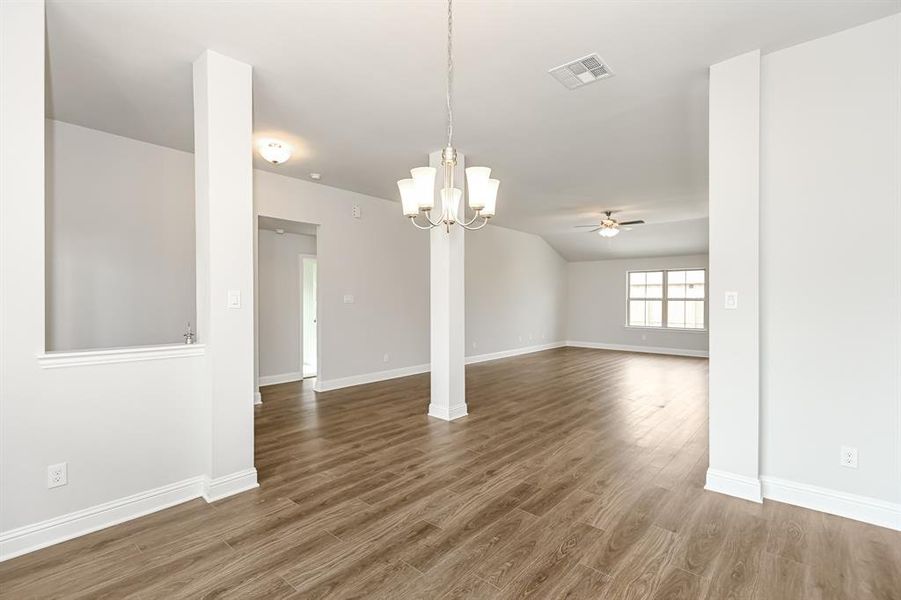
[459,217,490,231]
[409,214,438,230]
[459,209,484,228]
[423,209,445,228]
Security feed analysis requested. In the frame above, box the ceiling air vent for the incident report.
[548,53,614,90]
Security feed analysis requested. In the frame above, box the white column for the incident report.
[193,50,258,499]
[428,150,467,421]
[707,50,762,503]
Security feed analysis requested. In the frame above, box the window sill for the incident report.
[624,326,708,333]
[37,343,206,369]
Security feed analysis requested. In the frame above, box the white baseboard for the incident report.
[762,476,901,531]
[465,341,566,364]
[566,340,709,358]
[202,468,259,503]
[0,476,205,562]
[428,403,469,421]
[314,363,430,392]
[705,468,763,503]
[258,372,303,386]
[0,467,260,562]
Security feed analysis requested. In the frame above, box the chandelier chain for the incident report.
[446,0,453,148]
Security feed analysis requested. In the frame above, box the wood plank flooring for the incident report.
[2,347,899,599]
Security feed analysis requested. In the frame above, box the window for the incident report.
[628,269,706,330]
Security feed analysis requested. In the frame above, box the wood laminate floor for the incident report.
[2,347,899,599]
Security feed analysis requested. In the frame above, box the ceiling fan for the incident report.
[574,211,645,238]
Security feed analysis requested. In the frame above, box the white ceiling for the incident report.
[45,0,900,260]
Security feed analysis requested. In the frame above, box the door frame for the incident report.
[298,253,318,378]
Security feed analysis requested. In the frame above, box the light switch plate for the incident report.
[343,294,354,304]
[724,291,738,310]
[227,290,241,309]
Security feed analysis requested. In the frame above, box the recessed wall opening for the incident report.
[44,119,197,352]
[257,216,319,388]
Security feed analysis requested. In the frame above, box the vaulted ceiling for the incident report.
[45,0,900,259]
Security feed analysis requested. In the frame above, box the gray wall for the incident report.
[759,15,900,504]
[566,254,709,353]
[46,120,195,350]
[257,229,316,379]
[466,225,567,355]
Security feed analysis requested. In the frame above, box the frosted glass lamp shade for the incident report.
[397,179,420,216]
[480,179,499,217]
[258,140,292,164]
[465,167,491,210]
[598,227,619,238]
[411,167,437,210]
[441,188,463,222]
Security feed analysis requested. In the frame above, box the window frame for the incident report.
[625,268,708,332]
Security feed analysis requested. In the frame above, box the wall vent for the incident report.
[548,53,614,90]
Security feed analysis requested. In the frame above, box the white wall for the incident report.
[258,229,316,379]
[707,49,762,502]
[566,255,709,355]
[760,15,900,506]
[46,120,196,350]
[466,225,567,357]
[255,170,431,385]
[1,2,208,559]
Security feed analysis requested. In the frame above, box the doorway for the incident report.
[256,216,318,388]
[301,255,318,378]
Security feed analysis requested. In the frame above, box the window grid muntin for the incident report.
[627,269,706,330]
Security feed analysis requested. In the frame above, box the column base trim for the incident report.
[428,403,468,421]
[705,468,763,503]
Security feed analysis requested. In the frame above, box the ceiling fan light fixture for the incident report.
[598,226,619,238]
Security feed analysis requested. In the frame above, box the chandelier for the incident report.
[397,0,499,231]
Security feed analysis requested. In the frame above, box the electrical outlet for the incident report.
[840,446,858,469]
[383,353,389,363]
[47,462,67,488]
[472,342,477,349]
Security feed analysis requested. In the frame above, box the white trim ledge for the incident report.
[203,468,259,503]
[705,468,763,503]
[0,476,205,562]
[567,340,708,358]
[314,363,430,392]
[762,476,901,532]
[258,372,303,386]
[37,344,206,369]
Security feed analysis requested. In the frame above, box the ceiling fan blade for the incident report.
[574,224,599,228]
[618,220,645,226]
[588,227,601,233]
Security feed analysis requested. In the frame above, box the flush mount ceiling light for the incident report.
[396,0,498,232]
[258,139,292,165]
